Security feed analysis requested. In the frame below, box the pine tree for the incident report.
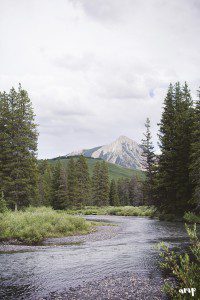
[0,191,7,213]
[38,160,53,206]
[92,161,110,206]
[109,179,119,206]
[173,82,194,211]
[141,117,155,204]
[129,176,143,206]
[157,82,194,214]
[0,85,38,210]
[66,157,78,207]
[117,178,130,206]
[0,91,10,196]
[51,161,68,209]
[117,179,123,206]
[99,161,110,206]
[76,156,91,207]
[157,83,177,211]
[92,161,101,206]
[190,88,200,211]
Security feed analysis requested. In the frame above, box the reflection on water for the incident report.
[0,216,187,300]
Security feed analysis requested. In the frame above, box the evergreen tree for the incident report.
[190,88,200,210]
[0,191,7,213]
[0,85,38,210]
[92,161,101,206]
[109,179,119,206]
[173,82,194,210]
[117,178,123,206]
[157,83,177,211]
[38,160,53,206]
[66,157,78,207]
[157,82,194,214]
[76,156,91,207]
[51,161,68,209]
[129,176,143,206]
[0,91,10,196]
[99,161,110,206]
[92,161,110,206]
[141,117,155,204]
[117,178,130,206]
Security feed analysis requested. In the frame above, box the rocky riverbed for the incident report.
[44,271,166,300]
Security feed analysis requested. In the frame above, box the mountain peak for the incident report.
[67,136,145,170]
[116,135,136,144]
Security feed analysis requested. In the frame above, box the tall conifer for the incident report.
[0,85,38,209]
[141,117,155,204]
[109,179,119,206]
[190,89,200,210]
[67,158,78,207]
[76,156,91,207]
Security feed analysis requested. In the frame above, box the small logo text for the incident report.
[179,288,196,297]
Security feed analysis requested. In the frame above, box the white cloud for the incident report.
[0,0,200,158]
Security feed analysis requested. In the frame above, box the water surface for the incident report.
[0,216,188,299]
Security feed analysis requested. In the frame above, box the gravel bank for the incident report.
[44,271,167,300]
[0,224,120,253]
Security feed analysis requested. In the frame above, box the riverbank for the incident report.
[0,222,120,253]
[0,207,94,245]
[65,205,155,217]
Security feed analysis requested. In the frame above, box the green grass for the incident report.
[183,211,200,224]
[46,156,145,181]
[0,206,93,244]
[65,205,155,217]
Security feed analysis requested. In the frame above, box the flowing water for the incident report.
[0,216,188,299]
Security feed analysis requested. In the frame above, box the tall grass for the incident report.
[65,206,155,217]
[0,207,91,244]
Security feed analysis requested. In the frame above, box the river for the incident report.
[0,216,188,299]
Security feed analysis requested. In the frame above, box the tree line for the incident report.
[38,157,143,209]
[0,83,199,215]
[142,82,200,215]
[0,85,142,210]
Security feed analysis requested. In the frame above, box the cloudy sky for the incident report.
[0,0,200,158]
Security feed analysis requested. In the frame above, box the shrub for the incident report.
[65,206,155,217]
[0,207,91,244]
[158,224,200,299]
[184,212,200,224]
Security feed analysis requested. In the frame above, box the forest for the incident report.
[0,82,200,219]
[0,83,200,300]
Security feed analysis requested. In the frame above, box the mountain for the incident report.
[67,136,145,170]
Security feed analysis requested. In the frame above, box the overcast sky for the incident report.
[0,0,200,158]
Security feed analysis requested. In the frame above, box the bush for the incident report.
[158,224,200,299]
[65,206,156,217]
[0,206,91,244]
[184,212,200,224]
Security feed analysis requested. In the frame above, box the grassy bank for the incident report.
[0,207,93,244]
[65,206,155,217]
